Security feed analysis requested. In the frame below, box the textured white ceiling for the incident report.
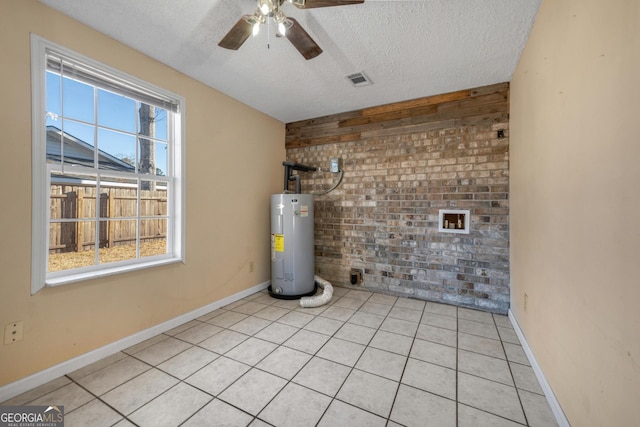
[38,0,541,123]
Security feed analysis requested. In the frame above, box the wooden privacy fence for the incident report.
[49,184,167,253]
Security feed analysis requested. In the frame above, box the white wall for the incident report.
[0,0,285,387]
[510,0,640,425]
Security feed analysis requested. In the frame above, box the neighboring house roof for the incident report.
[46,125,135,172]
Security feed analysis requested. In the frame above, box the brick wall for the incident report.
[286,83,510,313]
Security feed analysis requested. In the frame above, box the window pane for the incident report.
[138,104,167,175]
[141,219,167,258]
[138,137,157,175]
[48,220,96,272]
[154,141,168,176]
[99,219,137,264]
[97,128,136,171]
[50,174,97,220]
[138,104,167,141]
[137,146,168,176]
[98,89,136,132]
[46,127,62,166]
[141,181,167,215]
[34,37,182,292]
[154,108,168,141]
[46,71,61,119]
[100,178,138,219]
[59,120,95,168]
[62,76,94,123]
[63,120,95,146]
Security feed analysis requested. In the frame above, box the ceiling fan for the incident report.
[218,0,364,60]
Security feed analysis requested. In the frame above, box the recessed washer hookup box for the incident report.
[438,209,470,234]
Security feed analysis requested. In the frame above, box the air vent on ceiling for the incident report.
[346,71,372,87]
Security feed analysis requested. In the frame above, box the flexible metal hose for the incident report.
[311,169,344,196]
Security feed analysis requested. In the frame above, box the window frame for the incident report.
[30,34,186,294]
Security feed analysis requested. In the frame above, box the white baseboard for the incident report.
[0,281,270,403]
[508,309,571,427]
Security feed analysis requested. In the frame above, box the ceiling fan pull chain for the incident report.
[267,14,271,49]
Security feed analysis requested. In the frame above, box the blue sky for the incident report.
[45,71,168,175]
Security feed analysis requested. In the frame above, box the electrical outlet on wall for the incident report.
[4,321,24,345]
[524,293,528,312]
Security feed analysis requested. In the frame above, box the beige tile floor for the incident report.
[2,287,558,426]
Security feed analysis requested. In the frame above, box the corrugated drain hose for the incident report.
[300,275,333,308]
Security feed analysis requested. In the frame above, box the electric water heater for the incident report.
[270,193,316,298]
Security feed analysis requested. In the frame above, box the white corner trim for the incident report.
[508,309,571,427]
[0,281,270,403]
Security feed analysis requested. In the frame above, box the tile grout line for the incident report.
[199,314,295,424]
[186,295,290,425]
[384,297,427,427]
[207,289,364,425]
[8,289,541,427]
[116,341,245,426]
[289,290,390,425]
[312,290,382,424]
[455,306,535,426]
[154,299,279,425]
[495,312,530,427]
[243,294,488,425]
[313,291,421,424]
[64,360,154,427]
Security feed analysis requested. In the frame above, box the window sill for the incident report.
[44,257,184,287]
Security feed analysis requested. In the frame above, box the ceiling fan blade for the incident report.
[218,16,253,50]
[292,0,364,9]
[285,18,323,60]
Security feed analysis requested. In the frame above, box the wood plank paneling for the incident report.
[286,82,509,149]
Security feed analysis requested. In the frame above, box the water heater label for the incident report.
[274,234,284,252]
[300,205,309,217]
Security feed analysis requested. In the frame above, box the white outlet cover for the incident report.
[4,321,24,344]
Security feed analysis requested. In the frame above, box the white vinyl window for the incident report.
[31,35,185,294]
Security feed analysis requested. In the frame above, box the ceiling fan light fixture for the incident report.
[220,0,363,58]
[242,12,265,36]
[243,13,263,25]
[258,0,272,15]
[275,11,287,36]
